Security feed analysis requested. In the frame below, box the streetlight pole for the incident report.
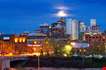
[38,55,40,70]
[36,53,40,70]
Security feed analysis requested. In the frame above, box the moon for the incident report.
[56,10,68,17]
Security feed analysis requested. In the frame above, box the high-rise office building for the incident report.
[80,22,86,32]
[90,19,96,26]
[79,22,86,40]
[66,18,72,35]
[90,19,99,33]
[66,18,79,40]
[71,19,79,40]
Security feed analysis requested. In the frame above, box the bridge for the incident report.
[0,54,37,70]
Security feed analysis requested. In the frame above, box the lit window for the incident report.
[22,38,26,42]
[103,36,105,39]
[19,38,22,42]
[34,41,37,44]
[79,49,82,52]
[45,41,48,44]
[14,38,18,43]
[83,49,86,52]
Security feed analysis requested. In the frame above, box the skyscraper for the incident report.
[90,19,96,26]
[65,18,79,40]
[80,22,86,32]
[71,19,79,40]
[66,18,72,35]
[79,22,86,40]
[90,19,99,33]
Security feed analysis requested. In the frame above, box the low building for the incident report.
[13,35,28,54]
[27,32,54,56]
[0,34,15,55]
[84,32,106,43]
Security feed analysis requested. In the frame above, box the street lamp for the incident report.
[36,53,40,70]
[33,46,40,70]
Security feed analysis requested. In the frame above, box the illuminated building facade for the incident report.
[83,33,106,55]
[79,21,86,40]
[13,35,28,54]
[0,40,15,55]
[51,18,66,38]
[39,23,51,36]
[66,18,72,35]
[90,19,96,26]
[14,36,27,43]
[71,41,89,55]
[27,32,47,45]
[27,32,54,55]
[71,19,79,40]
[90,19,99,33]
[0,34,14,41]
[84,32,106,43]
[80,22,86,32]
[0,34,15,55]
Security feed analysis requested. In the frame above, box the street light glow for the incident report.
[71,42,76,46]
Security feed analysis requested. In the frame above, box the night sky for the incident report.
[0,0,106,34]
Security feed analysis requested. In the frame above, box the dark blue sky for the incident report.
[0,0,106,33]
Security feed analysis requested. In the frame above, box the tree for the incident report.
[91,42,105,55]
[62,44,73,57]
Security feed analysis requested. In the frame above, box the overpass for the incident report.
[0,54,35,70]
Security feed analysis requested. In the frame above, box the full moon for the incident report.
[56,10,68,17]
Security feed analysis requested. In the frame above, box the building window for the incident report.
[14,38,18,43]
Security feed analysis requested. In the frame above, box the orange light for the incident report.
[19,38,22,42]
[45,41,48,44]
[34,41,37,44]
[83,49,86,52]
[79,49,82,52]
[33,48,36,51]
[14,38,18,43]
[33,53,40,56]
[22,38,26,42]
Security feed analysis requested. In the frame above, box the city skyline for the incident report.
[0,0,106,33]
